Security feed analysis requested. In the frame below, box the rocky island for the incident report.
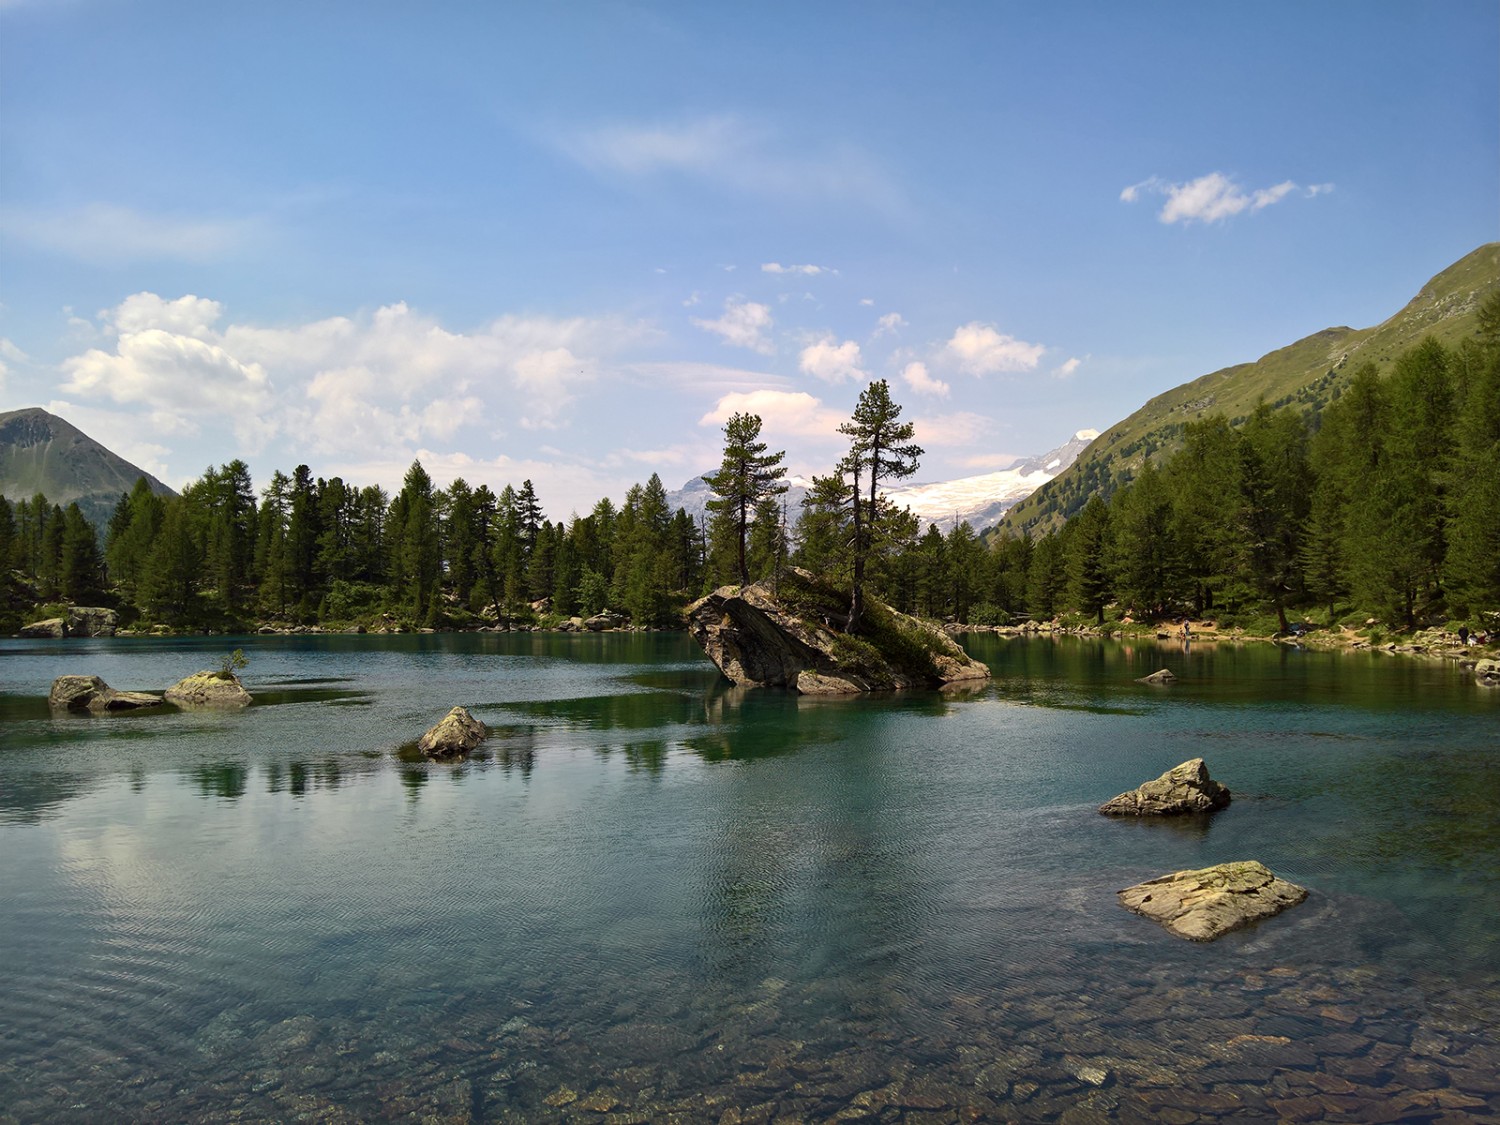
[687,567,990,694]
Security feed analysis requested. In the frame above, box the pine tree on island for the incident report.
[703,412,788,586]
[838,379,922,635]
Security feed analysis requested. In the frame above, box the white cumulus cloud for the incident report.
[941,323,1045,376]
[692,297,775,354]
[1051,356,1082,380]
[1122,172,1332,225]
[900,360,949,398]
[701,389,846,442]
[799,337,866,383]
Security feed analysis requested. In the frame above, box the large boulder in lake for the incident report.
[686,567,990,695]
[20,617,67,638]
[418,706,489,760]
[1099,757,1231,816]
[1118,861,1308,941]
[48,674,163,713]
[18,607,119,638]
[164,671,253,708]
[1475,659,1500,687]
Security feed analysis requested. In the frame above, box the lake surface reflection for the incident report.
[1,632,1497,1122]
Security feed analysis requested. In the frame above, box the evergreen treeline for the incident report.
[2,321,1496,636]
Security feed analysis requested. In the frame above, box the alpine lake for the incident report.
[1,631,1497,1123]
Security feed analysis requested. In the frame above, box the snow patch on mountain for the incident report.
[666,429,1098,535]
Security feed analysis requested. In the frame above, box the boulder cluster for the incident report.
[1101,757,1307,941]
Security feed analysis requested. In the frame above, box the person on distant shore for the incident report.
[1459,626,1470,646]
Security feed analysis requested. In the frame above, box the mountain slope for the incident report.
[1002,243,1500,534]
[0,407,176,532]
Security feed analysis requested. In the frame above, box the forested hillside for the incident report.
[1004,243,1500,534]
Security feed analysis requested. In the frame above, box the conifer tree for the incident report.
[703,412,788,586]
[838,380,922,633]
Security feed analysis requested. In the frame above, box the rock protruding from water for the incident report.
[1099,757,1231,817]
[1136,668,1177,685]
[48,674,164,713]
[1118,860,1308,942]
[164,671,253,708]
[418,706,489,760]
[685,568,990,695]
[1475,659,1500,687]
[19,607,119,638]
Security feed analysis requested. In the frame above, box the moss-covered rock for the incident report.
[164,670,253,709]
[685,568,989,694]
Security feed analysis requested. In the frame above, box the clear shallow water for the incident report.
[1,633,1497,1123]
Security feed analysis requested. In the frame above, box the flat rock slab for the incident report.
[1099,757,1231,816]
[419,706,489,760]
[48,674,164,713]
[164,671,253,708]
[1119,860,1308,942]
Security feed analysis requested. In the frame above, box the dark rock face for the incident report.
[164,671,253,708]
[1118,861,1309,941]
[48,674,163,713]
[1099,757,1231,816]
[1136,668,1177,685]
[685,569,989,695]
[418,706,489,760]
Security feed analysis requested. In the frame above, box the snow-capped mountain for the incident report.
[884,429,1099,534]
[665,429,1098,535]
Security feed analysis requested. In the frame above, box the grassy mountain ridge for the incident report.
[1002,243,1500,535]
[0,407,176,533]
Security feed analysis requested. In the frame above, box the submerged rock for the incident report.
[418,706,489,760]
[48,674,163,713]
[164,671,253,708]
[1099,757,1231,817]
[1118,860,1308,941]
[685,568,989,695]
[1136,668,1177,685]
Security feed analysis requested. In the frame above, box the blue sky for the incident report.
[2,1,1496,516]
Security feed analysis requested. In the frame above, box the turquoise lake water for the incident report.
[1,633,1497,1122]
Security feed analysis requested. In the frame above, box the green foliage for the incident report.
[216,648,249,679]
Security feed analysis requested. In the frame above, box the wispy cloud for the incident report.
[762,262,837,276]
[0,202,259,263]
[554,115,906,214]
[1122,172,1333,225]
